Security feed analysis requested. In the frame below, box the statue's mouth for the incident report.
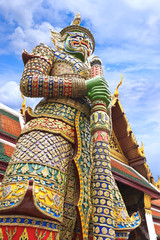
[72,40,89,48]
[72,40,90,56]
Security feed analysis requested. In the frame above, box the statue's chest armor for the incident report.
[50,61,74,75]
[50,50,90,78]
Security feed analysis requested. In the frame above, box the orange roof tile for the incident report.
[111,158,160,193]
[111,158,141,180]
[154,224,160,235]
[152,210,160,218]
[0,114,21,137]
[3,144,15,157]
[152,199,160,207]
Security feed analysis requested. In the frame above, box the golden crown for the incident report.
[60,13,95,52]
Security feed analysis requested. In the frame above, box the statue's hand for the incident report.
[86,76,111,107]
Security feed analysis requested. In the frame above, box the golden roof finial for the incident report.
[155,176,160,189]
[137,141,145,157]
[71,12,81,26]
[111,74,123,107]
[114,74,123,98]
[140,141,145,156]
[20,93,26,117]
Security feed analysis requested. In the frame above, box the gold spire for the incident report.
[138,141,145,157]
[155,176,160,189]
[111,74,123,107]
[114,74,123,98]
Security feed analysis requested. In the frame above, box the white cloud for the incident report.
[0,81,22,109]
[1,0,160,57]
[9,22,61,54]
[0,80,40,111]
[0,66,22,85]
[0,0,42,28]
[123,0,160,10]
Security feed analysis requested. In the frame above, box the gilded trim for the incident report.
[21,117,75,144]
[74,111,92,240]
[0,215,59,231]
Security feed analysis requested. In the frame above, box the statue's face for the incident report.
[64,31,93,62]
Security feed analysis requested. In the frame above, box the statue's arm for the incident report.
[20,44,86,98]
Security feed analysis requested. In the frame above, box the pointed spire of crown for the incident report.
[71,12,81,25]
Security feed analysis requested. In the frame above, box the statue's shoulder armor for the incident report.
[22,43,90,77]
[22,43,56,66]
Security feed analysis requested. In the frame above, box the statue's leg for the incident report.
[1,130,74,224]
[60,160,79,240]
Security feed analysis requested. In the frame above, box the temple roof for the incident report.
[111,157,160,198]
[151,199,160,238]
[0,103,23,181]
[0,103,22,144]
[154,225,160,239]
[110,87,159,192]
[110,82,160,238]
[0,142,15,180]
[111,98,146,170]
[152,199,160,208]
[0,142,14,161]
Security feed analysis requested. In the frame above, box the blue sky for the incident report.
[0,0,160,180]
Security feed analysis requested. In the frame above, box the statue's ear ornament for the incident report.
[50,29,67,50]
